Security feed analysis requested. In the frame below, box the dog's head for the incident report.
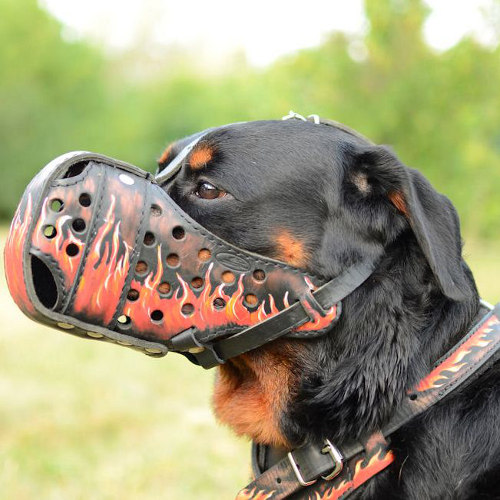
[157,118,478,447]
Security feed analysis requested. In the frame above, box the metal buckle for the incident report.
[321,439,343,481]
[287,451,317,487]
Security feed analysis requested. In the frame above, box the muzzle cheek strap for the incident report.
[169,258,377,368]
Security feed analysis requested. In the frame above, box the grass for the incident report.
[0,227,499,499]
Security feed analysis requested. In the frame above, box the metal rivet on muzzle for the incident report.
[87,331,104,338]
[57,322,75,329]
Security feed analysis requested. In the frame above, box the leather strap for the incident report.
[170,258,378,368]
[237,303,500,499]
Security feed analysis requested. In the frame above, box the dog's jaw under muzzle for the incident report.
[5,152,375,368]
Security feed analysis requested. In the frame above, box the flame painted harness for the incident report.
[4,113,500,499]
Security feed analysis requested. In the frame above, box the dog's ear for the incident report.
[348,145,472,301]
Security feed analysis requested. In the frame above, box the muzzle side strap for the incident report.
[175,258,378,368]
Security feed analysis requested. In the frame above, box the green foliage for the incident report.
[0,0,499,238]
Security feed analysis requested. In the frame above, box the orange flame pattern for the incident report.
[4,194,35,315]
[235,487,276,500]
[416,315,500,392]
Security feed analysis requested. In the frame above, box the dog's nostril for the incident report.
[43,225,57,239]
[79,193,91,207]
[158,282,171,295]
[150,310,163,322]
[253,269,266,282]
[213,298,226,310]
[72,218,86,233]
[181,303,194,316]
[150,204,162,217]
[144,231,156,246]
[172,226,185,240]
[127,289,139,301]
[198,248,211,261]
[49,199,64,212]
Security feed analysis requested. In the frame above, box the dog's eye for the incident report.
[195,181,226,200]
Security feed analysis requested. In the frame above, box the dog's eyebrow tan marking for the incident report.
[389,191,409,217]
[275,230,308,268]
[189,144,214,170]
[158,143,175,165]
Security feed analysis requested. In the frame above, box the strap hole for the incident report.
[191,277,204,289]
[66,243,79,257]
[158,282,171,295]
[50,199,64,212]
[127,289,140,301]
[43,225,57,239]
[181,303,194,316]
[253,269,266,282]
[222,271,235,284]
[144,231,156,246]
[198,248,211,261]
[135,261,148,275]
[276,477,282,484]
[72,218,86,232]
[409,393,418,401]
[64,163,87,179]
[213,298,226,310]
[151,310,163,322]
[79,193,91,207]
[166,253,180,267]
[172,226,185,240]
[151,204,162,217]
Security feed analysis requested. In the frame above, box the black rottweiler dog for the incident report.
[158,119,499,499]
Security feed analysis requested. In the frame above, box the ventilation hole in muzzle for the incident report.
[221,271,235,284]
[198,248,211,261]
[213,298,226,310]
[191,277,204,289]
[150,310,163,322]
[127,289,139,301]
[150,204,162,217]
[50,199,64,212]
[72,218,86,233]
[144,231,156,246]
[181,303,194,316]
[158,282,171,295]
[172,226,185,240]
[79,193,92,207]
[244,294,258,307]
[135,261,148,275]
[66,244,79,257]
[253,269,266,282]
[43,225,57,239]
[166,253,180,267]
[63,162,87,179]
[31,255,58,310]
[117,315,131,326]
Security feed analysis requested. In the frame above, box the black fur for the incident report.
[159,120,499,499]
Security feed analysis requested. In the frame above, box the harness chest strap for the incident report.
[237,303,500,500]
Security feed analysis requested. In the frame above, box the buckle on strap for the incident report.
[288,439,344,487]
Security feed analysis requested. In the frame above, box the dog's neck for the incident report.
[212,233,479,449]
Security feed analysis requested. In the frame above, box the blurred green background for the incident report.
[1,0,499,498]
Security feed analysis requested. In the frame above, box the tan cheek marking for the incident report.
[189,145,214,170]
[275,230,308,268]
[388,191,408,217]
[158,143,174,165]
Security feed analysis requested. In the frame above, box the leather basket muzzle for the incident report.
[5,152,340,366]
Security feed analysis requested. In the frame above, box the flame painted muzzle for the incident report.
[5,152,376,368]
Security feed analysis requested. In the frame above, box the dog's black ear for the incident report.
[349,146,472,301]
